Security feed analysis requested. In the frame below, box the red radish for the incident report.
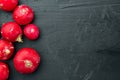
[13,4,34,25]
[0,40,14,60]
[1,22,22,42]
[0,62,9,80]
[24,24,40,40]
[13,48,40,74]
[0,0,18,11]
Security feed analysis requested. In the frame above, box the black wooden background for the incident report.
[0,0,120,80]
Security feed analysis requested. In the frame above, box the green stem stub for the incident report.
[24,60,33,68]
[16,35,23,42]
[4,49,10,55]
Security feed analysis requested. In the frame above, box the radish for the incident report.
[13,48,40,74]
[0,0,18,11]
[24,24,40,40]
[0,62,9,80]
[0,39,14,60]
[13,4,34,25]
[1,22,22,42]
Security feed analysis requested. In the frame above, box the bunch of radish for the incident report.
[0,0,41,80]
